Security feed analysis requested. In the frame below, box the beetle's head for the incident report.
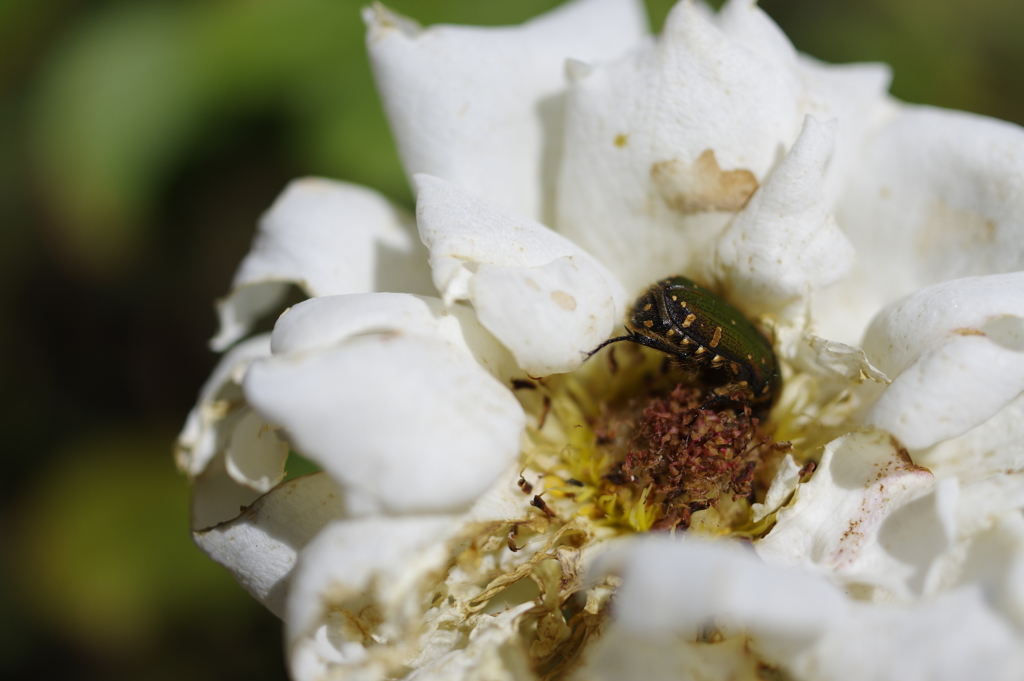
[626,288,672,340]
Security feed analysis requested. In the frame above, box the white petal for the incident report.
[224,408,289,494]
[211,178,431,350]
[756,430,944,600]
[956,512,1024,632]
[570,626,765,681]
[593,536,1024,681]
[789,587,1024,681]
[604,536,846,651]
[176,334,271,477]
[712,0,799,67]
[469,256,619,375]
[866,334,1024,450]
[415,174,626,375]
[861,273,1024,378]
[955,473,1024,543]
[792,56,895,210]
[192,472,346,617]
[244,333,525,515]
[285,516,455,680]
[716,115,855,317]
[817,107,1024,343]
[712,1,896,211]
[270,293,520,385]
[557,0,803,293]
[916,392,1024,481]
[860,273,1024,449]
[365,0,648,221]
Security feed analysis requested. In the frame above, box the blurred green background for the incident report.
[2,0,1023,678]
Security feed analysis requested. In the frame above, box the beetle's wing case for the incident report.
[593,274,781,413]
[659,277,778,399]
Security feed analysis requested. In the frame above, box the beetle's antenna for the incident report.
[584,331,634,360]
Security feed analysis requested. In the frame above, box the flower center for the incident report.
[515,343,791,537]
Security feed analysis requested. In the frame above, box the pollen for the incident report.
[710,326,723,348]
[643,303,652,311]
[643,320,654,328]
[682,314,697,328]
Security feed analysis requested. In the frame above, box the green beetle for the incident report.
[589,275,781,413]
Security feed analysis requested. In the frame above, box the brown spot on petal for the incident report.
[954,327,986,336]
[614,133,629,147]
[551,290,577,310]
[526,278,541,291]
[651,149,758,214]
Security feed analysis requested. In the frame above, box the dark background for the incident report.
[2,0,1023,679]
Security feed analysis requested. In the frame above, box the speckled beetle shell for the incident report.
[590,275,781,413]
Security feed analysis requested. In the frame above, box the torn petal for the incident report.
[211,178,431,350]
[415,174,626,375]
[244,333,525,515]
[365,0,647,221]
[193,472,346,617]
[716,115,855,317]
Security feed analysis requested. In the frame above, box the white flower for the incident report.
[176,0,1024,679]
